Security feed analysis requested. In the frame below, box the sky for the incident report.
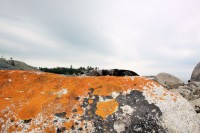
[0,0,200,81]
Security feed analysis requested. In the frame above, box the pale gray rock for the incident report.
[189,98,200,113]
[156,73,184,89]
[170,84,200,100]
[189,81,200,86]
[191,62,200,82]
[177,87,192,100]
[86,70,99,76]
[142,83,200,133]
[169,89,181,95]
[193,88,200,98]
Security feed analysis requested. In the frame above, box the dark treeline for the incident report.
[39,65,99,75]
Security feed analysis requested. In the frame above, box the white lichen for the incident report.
[54,88,68,98]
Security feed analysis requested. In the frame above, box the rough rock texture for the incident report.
[156,73,184,89]
[169,81,200,101]
[86,69,139,76]
[0,58,38,70]
[0,70,199,132]
[190,98,200,113]
[170,87,191,100]
[191,62,200,82]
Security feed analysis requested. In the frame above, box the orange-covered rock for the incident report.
[0,70,199,132]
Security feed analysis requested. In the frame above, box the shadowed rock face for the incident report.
[0,70,199,132]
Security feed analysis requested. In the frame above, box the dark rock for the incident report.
[86,69,139,76]
[23,119,32,123]
[74,97,80,100]
[113,69,139,76]
[56,128,62,133]
[61,127,66,131]
[54,112,67,118]
[72,109,77,112]
[56,127,66,133]
[115,90,165,133]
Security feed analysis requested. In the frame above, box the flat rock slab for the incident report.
[0,70,199,132]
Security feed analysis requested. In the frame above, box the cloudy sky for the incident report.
[0,0,200,81]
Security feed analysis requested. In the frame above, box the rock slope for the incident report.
[0,58,38,70]
[0,70,199,132]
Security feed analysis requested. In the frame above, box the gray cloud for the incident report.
[0,0,200,81]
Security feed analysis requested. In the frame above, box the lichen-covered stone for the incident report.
[0,70,199,132]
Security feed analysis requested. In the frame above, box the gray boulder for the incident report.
[155,73,184,89]
[191,62,200,82]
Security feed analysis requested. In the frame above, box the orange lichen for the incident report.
[64,120,74,130]
[163,93,167,96]
[18,102,41,119]
[159,97,164,100]
[0,70,160,131]
[88,99,93,104]
[95,99,118,119]
[150,93,156,97]
[173,98,177,102]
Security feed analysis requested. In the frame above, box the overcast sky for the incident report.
[0,0,200,81]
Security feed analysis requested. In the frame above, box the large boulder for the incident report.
[0,70,199,132]
[156,73,184,89]
[191,62,200,82]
